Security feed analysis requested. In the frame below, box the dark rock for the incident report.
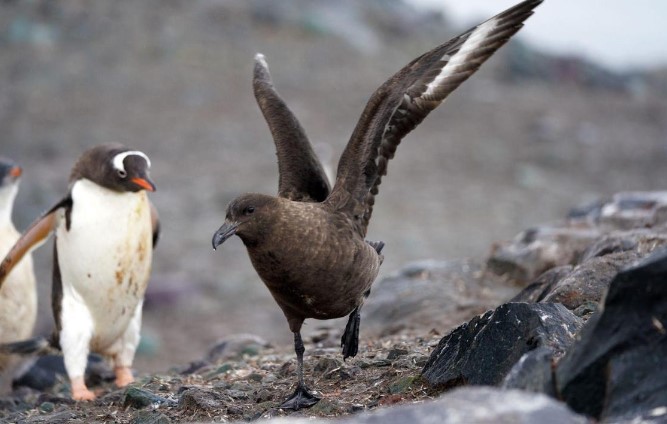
[262,373,278,384]
[386,348,409,360]
[310,398,342,415]
[490,191,667,287]
[39,401,55,413]
[178,388,225,413]
[580,235,637,261]
[371,359,392,368]
[388,375,418,394]
[422,303,582,389]
[364,259,515,336]
[205,333,270,363]
[255,388,273,402]
[21,410,79,424]
[541,252,635,310]
[122,387,172,409]
[0,396,29,413]
[227,389,249,400]
[226,405,243,415]
[12,356,61,391]
[246,372,263,382]
[277,361,294,377]
[13,354,113,391]
[510,266,573,303]
[510,251,643,317]
[567,198,607,223]
[96,389,124,407]
[571,301,598,319]
[392,353,427,369]
[349,403,365,413]
[556,248,667,421]
[313,357,342,376]
[131,410,171,424]
[212,363,234,376]
[487,227,600,285]
[178,360,208,375]
[229,381,253,392]
[336,366,360,380]
[502,346,556,396]
[176,385,196,395]
[265,387,588,423]
[36,393,75,406]
[597,191,667,230]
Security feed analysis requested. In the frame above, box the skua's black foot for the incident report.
[279,383,321,410]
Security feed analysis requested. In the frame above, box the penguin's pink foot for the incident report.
[71,377,96,401]
[115,366,134,387]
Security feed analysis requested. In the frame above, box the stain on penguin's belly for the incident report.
[57,180,152,349]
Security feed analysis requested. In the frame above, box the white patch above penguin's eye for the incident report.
[112,151,152,175]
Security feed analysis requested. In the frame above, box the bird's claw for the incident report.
[279,384,321,410]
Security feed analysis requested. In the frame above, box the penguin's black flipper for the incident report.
[150,199,160,248]
[0,336,55,356]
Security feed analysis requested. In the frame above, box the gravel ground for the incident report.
[1,331,442,423]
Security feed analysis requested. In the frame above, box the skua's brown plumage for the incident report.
[212,0,542,409]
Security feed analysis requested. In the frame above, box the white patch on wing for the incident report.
[255,53,268,69]
[422,17,498,98]
[112,151,151,174]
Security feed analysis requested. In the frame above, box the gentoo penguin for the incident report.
[0,143,159,401]
[0,158,37,393]
[212,0,542,410]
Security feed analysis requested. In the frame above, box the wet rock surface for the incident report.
[556,248,667,422]
[362,259,516,337]
[266,387,590,424]
[422,302,582,389]
[423,191,667,423]
[502,346,557,396]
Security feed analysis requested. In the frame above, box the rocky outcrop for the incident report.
[422,303,581,389]
[556,248,667,422]
[266,387,589,424]
[487,191,667,287]
[363,259,516,337]
[423,191,667,423]
[426,249,667,422]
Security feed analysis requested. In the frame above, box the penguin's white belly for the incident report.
[56,179,153,351]
[0,225,37,348]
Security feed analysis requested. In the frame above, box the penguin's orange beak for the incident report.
[131,177,156,192]
[9,166,22,178]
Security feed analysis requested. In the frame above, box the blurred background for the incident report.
[1,0,666,372]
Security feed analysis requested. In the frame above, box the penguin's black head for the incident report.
[0,157,22,188]
[71,144,156,193]
[111,150,156,193]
